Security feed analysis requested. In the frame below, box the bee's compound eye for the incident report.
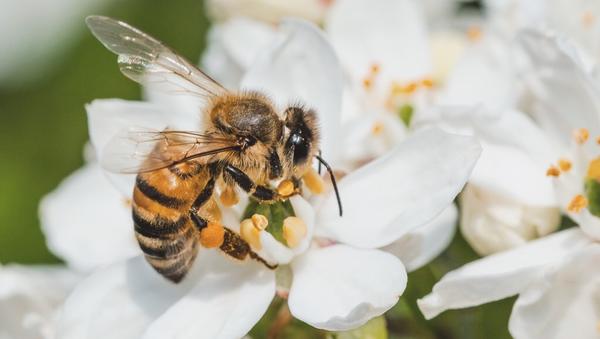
[287,132,310,165]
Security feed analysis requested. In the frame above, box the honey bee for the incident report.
[86,16,342,283]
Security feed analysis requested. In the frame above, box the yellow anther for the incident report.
[558,158,572,172]
[582,11,596,28]
[574,128,590,144]
[371,121,384,135]
[220,186,239,207]
[240,219,262,250]
[401,82,418,94]
[303,168,325,194]
[123,198,132,207]
[199,222,225,248]
[596,136,600,144]
[277,180,295,197]
[283,217,307,248]
[567,194,588,213]
[587,157,600,180]
[546,166,561,177]
[251,214,269,230]
[467,26,482,41]
[362,78,373,90]
[421,78,434,88]
[370,63,381,75]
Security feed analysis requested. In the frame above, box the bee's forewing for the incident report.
[86,16,227,100]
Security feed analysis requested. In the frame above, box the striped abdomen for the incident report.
[132,162,215,283]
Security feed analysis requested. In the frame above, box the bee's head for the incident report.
[282,105,319,176]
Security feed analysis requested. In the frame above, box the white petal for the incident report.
[143,265,275,339]
[383,204,457,272]
[316,128,481,248]
[0,265,79,339]
[240,19,344,163]
[509,245,600,339]
[205,0,329,24]
[518,30,600,149]
[459,184,561,256]
[39,163,138,271]
[435,108,559,206]
[201,18,276,89]
[439,34,516,111]
[417,228,592,319]
[288,245,406,331]
[58,253,275,339]
[326,0,431,85]
[578,209,600,241]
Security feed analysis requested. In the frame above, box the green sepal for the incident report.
[398,104,414,127]
[585,178,600,217]
[326,317,388,339]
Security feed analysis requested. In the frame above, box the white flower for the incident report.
[0,264,79,339]
[205,0,332,24]
[486,0,600,67]
[418,30,600,339]
[428,23,566,254]
[56,19,480,338]
[0,0,111,85]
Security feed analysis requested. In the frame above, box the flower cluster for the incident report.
[3,0,600,338]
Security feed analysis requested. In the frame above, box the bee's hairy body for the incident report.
[132,92,318,282]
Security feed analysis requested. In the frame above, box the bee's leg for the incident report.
[223,164,281,203]
[189,175,216,230]
[187,175,228,249]
[220,227,277,269]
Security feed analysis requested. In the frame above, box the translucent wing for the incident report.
[86,15,227,99]
[101,128,240,174]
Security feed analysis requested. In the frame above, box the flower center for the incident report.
[359,63,433,137]
[547,128,600,217]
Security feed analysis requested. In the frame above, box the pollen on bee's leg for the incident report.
[567,194,588,213]
[546,165,561,177]
[240,218,262,250]
[220,186,239,207]
[251,213,269,230]
[199,222,225,248]
[574,128,590,144]
[558,158,572,172]
[283,217,307,248]
[303,168,324,194]
[277,180,295,197]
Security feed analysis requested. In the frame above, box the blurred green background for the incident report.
[0,1,513,337]
[0,0,209,264]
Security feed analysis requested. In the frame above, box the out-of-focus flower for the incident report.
[486,0,600,67]
[427,22,565,254]
[0,265,79,339]
[460,184,560,255]
[418,30,600,339]
[56,19,480,338]
[0,0,111,86]
[205,0,332,24]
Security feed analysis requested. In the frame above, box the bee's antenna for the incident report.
[315,154,343,217]
[317,149,323,175]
